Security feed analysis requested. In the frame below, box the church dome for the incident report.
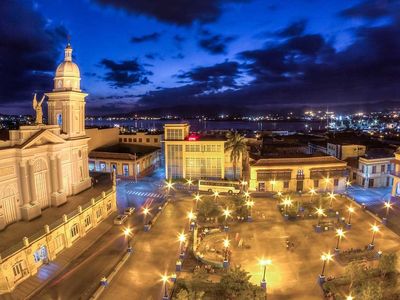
[53,43,81,91]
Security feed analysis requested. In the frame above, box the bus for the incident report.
[198,180,241,194]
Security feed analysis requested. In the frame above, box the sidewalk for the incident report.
[0,217,114,300]
[0,175,112,254]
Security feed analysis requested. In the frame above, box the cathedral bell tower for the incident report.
[46,43,87,138]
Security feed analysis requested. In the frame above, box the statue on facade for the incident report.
[32,93,46,124]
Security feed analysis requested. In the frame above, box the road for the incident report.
[31,168,180,300]
[99,194,192,300]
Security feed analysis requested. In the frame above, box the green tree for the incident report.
[198,198,220,221]
[225,131,247,180]
[219,266,255,299]
[357,281,383,300]
[378,253,397,278]
[345,261,366,290]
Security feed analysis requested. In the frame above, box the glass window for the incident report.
[96,209,102,219]
[139,138,142,142]
[283,181,289,189]
[84,215,91,227]
[119,138,122,142]
[89,161,95,171]
[146,138,150,143]
[381,165,385,172]
[154,138,158,143]
[124,138,127,142]
[334,179,339,186]
[129,138,132,142]
[123,164,129,176]
[314,180,319,188]
[372,166,376,174]
[133,138,137,142]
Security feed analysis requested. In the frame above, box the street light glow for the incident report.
[213,191,219,198]
[246,200,255,208]
[328,192,336,199]
[194,193,201,202]
[384,201,392,209]
[186,178,193,186]
[178,232,186,243]
[309,188,316,195]
[187,210,196,221]
[336,228,345,238]
[161,274,169,283]
[315,207,325,217]
[371,224,380,233]
[142,207,150,215]
[123,227,132,237]
[348,206,355,214]
[259,258,272,266]
[321,252,333,262]
[223,208,231,219]
[346,295,353,300]
[165,181,174,190]
[244,191,250,198]
[223,238,230,249]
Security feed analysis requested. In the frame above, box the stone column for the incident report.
[50,155,59,193]
[19,162,31,205]
[28,160,37,203]
[57,155,64,193]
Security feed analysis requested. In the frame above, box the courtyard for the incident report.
[182,191,400,300]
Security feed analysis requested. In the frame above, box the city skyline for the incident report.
[1,0,400,116]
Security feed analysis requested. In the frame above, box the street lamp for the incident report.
[347,206,355,229]
[346,295,353,300]
[259,258,272,290]
[328,192,336,209]
[161,274,169,300]
[245,199,255,221]
[324,177,331,193]
[383,201,392,225]
[165,181,174,194]
[315,207,326,232]
[123,227,133,252]
[334,228,345,252]
[319,252,333,283]
[244,191,250,199]
[177,232,186,257]
[282,197,292,217]
[222,207,231,231]
[194,193,201,210]
[241,180,248,192]
[369,224,380,249]
[142,207,150,231]
[309,188,316,203]
[277,191,282,198]
[187,210,196,230]
[223,238,230,268]
[213,191,220,201]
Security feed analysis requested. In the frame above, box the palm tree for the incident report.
[225,131,247,180]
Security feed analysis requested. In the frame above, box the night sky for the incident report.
[1,0,400,115]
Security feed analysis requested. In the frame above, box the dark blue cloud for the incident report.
[198,31,236,54]
[100,58,153,87]
[131,32,161,43]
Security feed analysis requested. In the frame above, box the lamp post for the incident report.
[222,208,231,231]
[368,224,379,249]
[223,238,230,268]
[186,178,193,191]
[259,258,272,290]
[123,227,133,252]
[319,252,333,283]
[277,191,282,198]
[143,207,150,231]
[282,197,292,219]
[324,178,331,194]
[187,210,196,231]
[383,201,392,225]
[178,232,186,258]
[194,193,201,210]
[309,188,316,204]
[315,207,325,232]
[346,206,355,229]
[161,274,169,300]
[241,180,248,192]
[245,199,255,222]
[165,181,174,195]
[334,228,345,253]
[328,192,336,210]
[244,191,250,200]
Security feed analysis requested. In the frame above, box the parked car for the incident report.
[114,214,128,225]
[124,207,135,215]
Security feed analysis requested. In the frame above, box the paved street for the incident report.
[29,169,171,300]
[347,186,400,235]
[99,194,192,300]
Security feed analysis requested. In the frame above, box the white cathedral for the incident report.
[0,43,91,230]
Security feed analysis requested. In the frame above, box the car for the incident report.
[114,214,128,225]
[124,207,135,215]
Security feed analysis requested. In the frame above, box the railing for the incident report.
[390,171,400,177]
[0,188,115,262]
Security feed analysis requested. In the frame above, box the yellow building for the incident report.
[249,155,348,193]
[164,124,240,180]
[390,152,400,197]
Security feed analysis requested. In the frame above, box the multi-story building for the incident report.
[89,144,161,178]
[350,148,394,188]
[390,151,400,198]
[164,124,240,180]
[249,155,348,193]
[327,142,366,160]
[119,131,163,147]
